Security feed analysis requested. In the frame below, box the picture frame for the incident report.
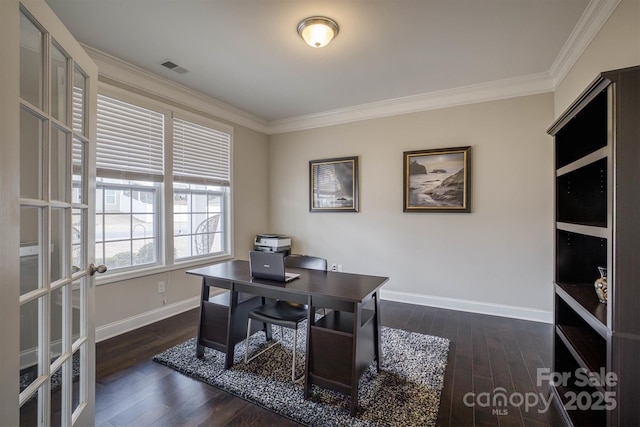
[403,146,471,213]
[309,156,359,212]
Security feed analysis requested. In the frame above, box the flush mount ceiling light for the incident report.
[297,16,339,48]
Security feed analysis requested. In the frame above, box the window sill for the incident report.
[95,253,233,286]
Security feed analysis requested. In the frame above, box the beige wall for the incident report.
[231,125,271,259]
[554,0,640,115]
[95,123,269,328]
[93,0,640,330]
[269,93,555,314]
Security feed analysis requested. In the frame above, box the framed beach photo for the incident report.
[403,146,471,213]
[310,156,359,212]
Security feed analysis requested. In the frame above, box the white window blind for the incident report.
[173,117,230,186]
[96,94,164,181]
[71,87,85,180]
[72,84,84,135]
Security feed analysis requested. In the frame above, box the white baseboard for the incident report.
[95,296,201,343]
[94,290,551,344]
[380,290,553,324]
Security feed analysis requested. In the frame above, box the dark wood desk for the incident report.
[187,260,388,416]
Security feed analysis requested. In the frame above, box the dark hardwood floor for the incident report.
[96,301,561,426]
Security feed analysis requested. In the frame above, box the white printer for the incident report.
[253,234,291,255]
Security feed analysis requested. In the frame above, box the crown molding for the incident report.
[268,0,620,135]
[549,0,622,89]
[268,72,554,134]
[79,0,620,136]
[82,45,270,134]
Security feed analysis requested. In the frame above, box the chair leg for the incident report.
[245,319,278,364]
[244,318,252,363]
[245,321,304,384]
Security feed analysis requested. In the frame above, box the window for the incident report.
[94,89,233,277]
[95,179,158,269]
[172,117,230,260]
[173,184,226,259]
[96,94,163,272]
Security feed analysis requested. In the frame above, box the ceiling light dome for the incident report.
[297,16,339,48]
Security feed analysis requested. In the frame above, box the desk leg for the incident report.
[374,291,382,372]
[303,295,313,400]
[223,285,238,369]
[196,279,209,358]
[350,303,361,417]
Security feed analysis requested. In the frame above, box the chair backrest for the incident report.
[285,254,327,271]
[194,214,221,255]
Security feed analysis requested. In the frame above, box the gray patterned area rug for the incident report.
[153,325,449,427]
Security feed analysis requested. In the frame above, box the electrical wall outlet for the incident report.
[338,264,343,272]
[158,281,166,293]
[331,263,338,272]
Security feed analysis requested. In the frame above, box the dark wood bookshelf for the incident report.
[556,325,606,383]
[555,283,607,333]
[550,385,607,427]
[548,66,640,426]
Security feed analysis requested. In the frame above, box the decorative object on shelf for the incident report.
[309,156,359,212]
[403,146,471,213]
[594,266,608,304]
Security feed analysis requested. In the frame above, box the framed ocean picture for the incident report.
[403,146,471,213]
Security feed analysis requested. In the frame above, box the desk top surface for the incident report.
[187,260,388,303]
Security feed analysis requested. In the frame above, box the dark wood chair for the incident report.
[244,255,327,382]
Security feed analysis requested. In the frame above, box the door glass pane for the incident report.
[72,66,86,135]
[50,366,63,427]
[50,286,64,365]
[71,347,82,414]
[72,137,85,204]
[19,387,40,427]
[20,12,43,109]
[19,298,40,393]
[51,127,69,202]
[20,207,42,295]
[72,209,84,271]
[20,108,44,200]
[71,280,82,343]
[51,42,68,124]
[51,207,68,283]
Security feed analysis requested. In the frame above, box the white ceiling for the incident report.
[46,0,599,125]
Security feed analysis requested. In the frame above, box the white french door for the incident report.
[16,0,99,425]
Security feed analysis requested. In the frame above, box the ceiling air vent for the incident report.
[160,59,189,74]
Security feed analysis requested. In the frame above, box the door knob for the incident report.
[89,263,108,276]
